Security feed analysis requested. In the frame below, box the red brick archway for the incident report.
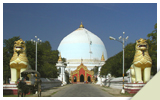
[70,63,94,83]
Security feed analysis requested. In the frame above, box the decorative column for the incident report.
[96,66,102,85]
[96,53,105,85]
[56,53,66,86]
[126,69,132,83]
[107,73,111,87]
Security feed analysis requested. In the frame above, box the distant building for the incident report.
[56,22,107,84]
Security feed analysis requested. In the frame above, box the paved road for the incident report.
[51,84,113,97]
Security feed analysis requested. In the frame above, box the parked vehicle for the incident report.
[17,69,41,97]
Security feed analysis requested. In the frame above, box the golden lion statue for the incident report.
[10,39,29,84]
[130,38,152,83]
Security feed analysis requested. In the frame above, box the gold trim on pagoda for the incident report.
[58,53,62,62]
[101,52,105,61]
[79,22,84,28]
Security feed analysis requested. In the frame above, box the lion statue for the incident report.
[130,38,152,83]
[10,39,30,84]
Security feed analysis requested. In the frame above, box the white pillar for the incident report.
[61,66,66,86]
[96,66,102,85]
[10,68,17,84]
[56,61,66,86]
[127,70,132,83]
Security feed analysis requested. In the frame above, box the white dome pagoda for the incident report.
[57,22,107,70]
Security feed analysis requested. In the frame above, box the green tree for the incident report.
[3,47,11,83]
[147,23,157,44]
[100,43,136,77]
[147,23,157,75]
[100,23,157,77]
[91,66,98,75]
[25,41,35,70]
[124,43,136,72]
[3,36,20,57]
[25,40,59,78]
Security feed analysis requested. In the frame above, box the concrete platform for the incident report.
[124,83,145,94]
[3,84,18,95]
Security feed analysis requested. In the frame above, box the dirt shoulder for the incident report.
[92,84,135,97]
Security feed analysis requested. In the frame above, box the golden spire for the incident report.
[58,53,62,62]
[79,22,84,28]
[101,52,105,61]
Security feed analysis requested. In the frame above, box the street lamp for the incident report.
[31,36,42,71]
[109,32,129,94]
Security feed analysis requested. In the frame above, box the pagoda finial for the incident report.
[79,22,84,28]
[58,52,62,62]
[101,52,105,61]
[81,58,83,63]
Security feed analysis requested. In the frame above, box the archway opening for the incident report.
[88,76,91,82]
[80,75,84,82]
[74,76,77,82]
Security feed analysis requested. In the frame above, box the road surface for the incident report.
[51,84,113,97]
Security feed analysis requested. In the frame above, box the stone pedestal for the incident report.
[56,61,67,86]
[10,81,16,84]
[124,83,145,94]
[3,84,18,95]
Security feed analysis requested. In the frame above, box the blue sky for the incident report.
[3,3,157,58]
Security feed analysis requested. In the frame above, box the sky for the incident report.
[3,3,157,59]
